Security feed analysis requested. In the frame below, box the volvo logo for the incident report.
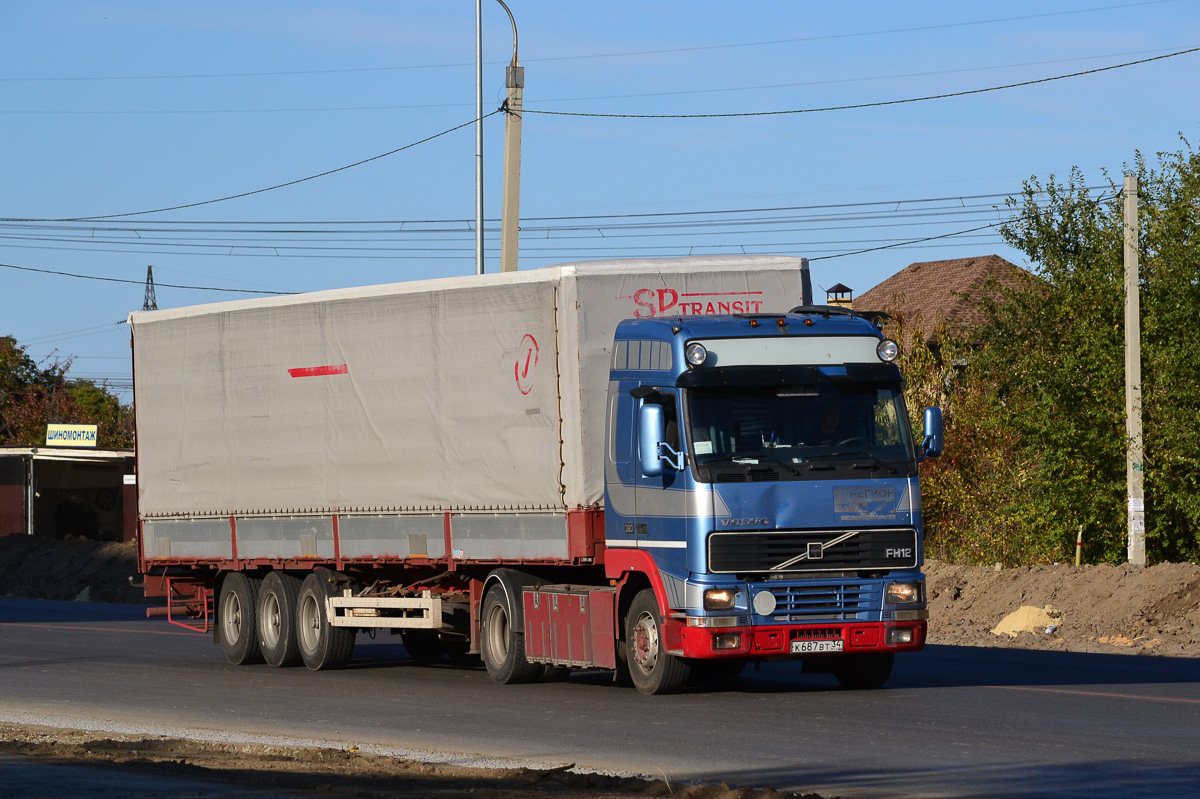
[721,517,770,528]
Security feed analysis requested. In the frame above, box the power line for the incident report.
[810,223,1003,261]
[21,321,128,347]
[4,46,1185,116]
[529,46,1188,106]
[0,261,294,294]
[16,111,502,223]
[2,187,1081,229]
[0,1,1179,81]
[524,46,1200,119]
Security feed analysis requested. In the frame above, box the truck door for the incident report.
[633,389,688,552]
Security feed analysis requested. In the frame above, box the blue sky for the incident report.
[2,1,1198,398]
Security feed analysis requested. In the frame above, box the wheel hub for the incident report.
[632,613,659,672]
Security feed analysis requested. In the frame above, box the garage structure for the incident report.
[0,447,136,541]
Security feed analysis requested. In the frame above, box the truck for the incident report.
[130,255,942,694]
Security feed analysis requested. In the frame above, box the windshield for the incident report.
[685,382,915,474]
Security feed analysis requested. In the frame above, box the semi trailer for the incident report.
[131,255,942,694]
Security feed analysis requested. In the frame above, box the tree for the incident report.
[970,143,1200,563]
[0,335,134,449]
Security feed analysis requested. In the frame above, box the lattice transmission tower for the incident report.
[143,265,158,311]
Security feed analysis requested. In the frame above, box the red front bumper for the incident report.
[669,619,927,659]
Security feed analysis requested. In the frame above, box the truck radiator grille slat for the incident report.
[707,527,918,573]
[767,583,880,622]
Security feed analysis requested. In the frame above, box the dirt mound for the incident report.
[0,535,144,604]
[925,559,1200,657]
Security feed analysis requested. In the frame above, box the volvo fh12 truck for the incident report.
[131,255,942,694]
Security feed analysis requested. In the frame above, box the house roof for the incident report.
[853,254,1033,343]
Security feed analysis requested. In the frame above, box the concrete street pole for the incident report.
[1124,175,1145,566]
[475,0,485,275]
[497,0,522,273]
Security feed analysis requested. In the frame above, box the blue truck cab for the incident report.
[602,306,943,692]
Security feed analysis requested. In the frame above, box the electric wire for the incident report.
[0,188,1076,230]
[0,261,294,294]
[21,111,502,223]
[4,46,1185,115]
[0,0,1179,81]
[523,47,1200,118]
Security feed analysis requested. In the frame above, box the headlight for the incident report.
[685,342,708,366]
[885,581,922,605]
[877,339,899,362]
[703,587,736,610]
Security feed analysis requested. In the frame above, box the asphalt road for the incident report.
[2,598,1198,799]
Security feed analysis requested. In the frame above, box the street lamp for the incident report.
[475,0,523,275]
[496,0,522,273]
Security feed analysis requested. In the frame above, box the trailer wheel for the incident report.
[833,652,894,689]
[218,573,263,665]
[296,571,356,671]
[400,629,445,663]
[625,589,690,695]
[480,584,543,684]
[258,571,302,667]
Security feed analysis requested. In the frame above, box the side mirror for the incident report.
[637,404,683,476]
[920,406,944,461]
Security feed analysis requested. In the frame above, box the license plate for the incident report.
[791,639,844,654]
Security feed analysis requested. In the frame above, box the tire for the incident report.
[257,571,302,667]
[625,589,690,695]
[218,572,263,665]
[400,629,446,663]
[296,571,356,671]
[833,652,895,689]
[480,584,543,684]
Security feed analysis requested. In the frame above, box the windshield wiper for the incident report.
[748,450,801,475]
[831,450,900,472]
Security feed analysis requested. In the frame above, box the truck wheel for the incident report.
[480,584,543,684]
[257,571,302,667]
[833,652,894,689]
[400,629,445,663]
[296,571,356,671]
[625,589,690,695]
[218,573,263,665]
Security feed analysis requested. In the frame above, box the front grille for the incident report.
[708,527,918,573]
[791,627,844,641]
[768,582,878,622]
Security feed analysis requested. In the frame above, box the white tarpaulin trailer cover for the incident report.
[130,256,806,519]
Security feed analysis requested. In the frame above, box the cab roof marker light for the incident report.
[877,339,899,363]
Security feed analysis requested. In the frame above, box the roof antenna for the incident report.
[143,265,158,311]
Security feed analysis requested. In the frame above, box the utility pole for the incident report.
[475,0,485,275]
[1124,175,1145,566]
[497,0,522,273]
[143,265,158,311]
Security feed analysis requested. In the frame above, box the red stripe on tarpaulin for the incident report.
[287,364,348,378]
